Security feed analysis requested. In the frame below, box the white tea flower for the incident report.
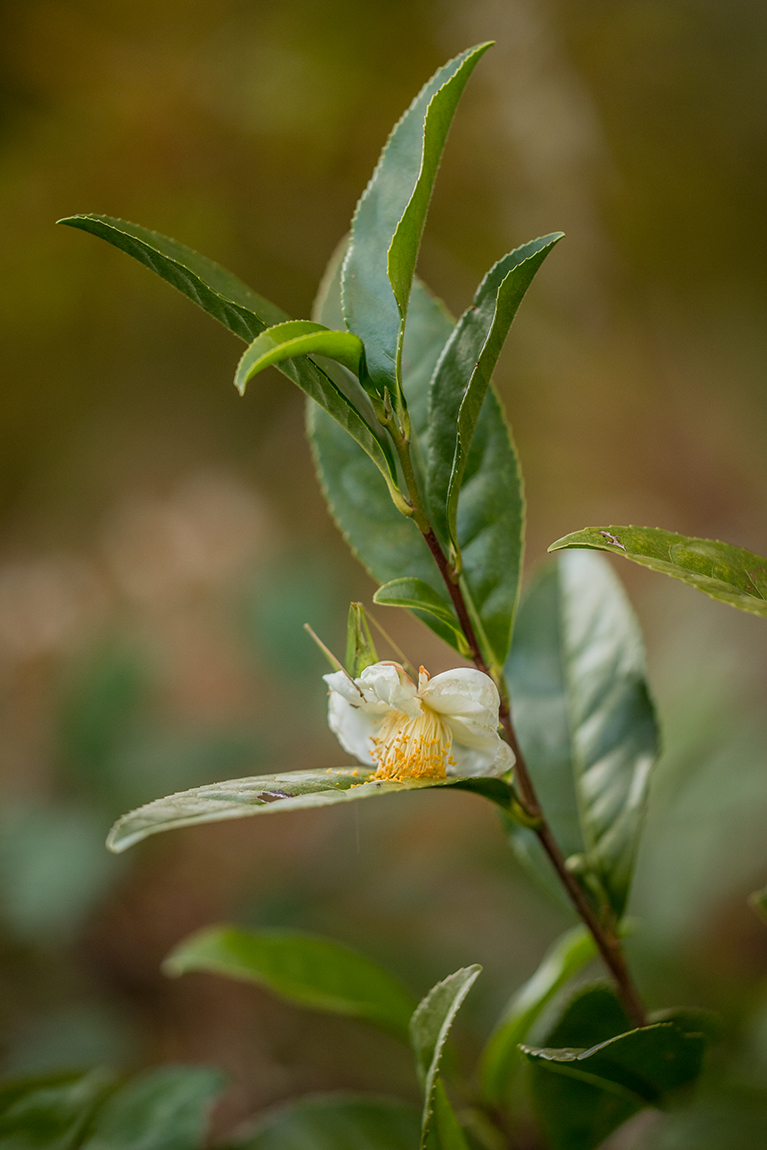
[324,661,514,781]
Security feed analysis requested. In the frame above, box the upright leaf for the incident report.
[164,926,416,1041]
[342,44,491,400]
[410,965,481,1149]
[231,1094,421,1150]
[427,236,561,556]
[505,551,659,916]
[59,216,401,505]
[431,1080,470,1150]
[81,1066,226,1150]
[479,925,596,1106]
[107,768,515,853]
[550,525,767,619]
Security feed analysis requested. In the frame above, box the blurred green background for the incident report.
[2,0,767,1141]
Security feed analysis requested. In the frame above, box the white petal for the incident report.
[420,667,501,748]
[323,669,387,713]
[448,734,515,777]
[327,691,380,765]
[358,661,421,718]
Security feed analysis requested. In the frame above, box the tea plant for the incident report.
[7,39,767,1150]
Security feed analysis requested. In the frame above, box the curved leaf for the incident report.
[550,524,767,619]
[373,579,469,655]
[106,768,515,853]
[235,322,365,394]
[410,966,481,1149]
[164,926,416,1040]
[231,1094,421,1150]
[505,551,659,916]
[82,1066,226,1150]
[479,925,596,1107]
[342,44,491,400]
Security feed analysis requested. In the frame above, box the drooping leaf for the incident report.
[549,525,767,619]
[164,926,415,1041]
[341,44,491,401]
[81,1066,226,1150]
[505,551,659,916]
[0,1069,114,1150]
[373,579,469,655]
[234,322,365,394]
[410,965,481,1149]
[431,1080,470,1150]
[231,1093,421,1150]
[479,925,597,1107]
[345,603,378,677]
[107,768,515,853]
[427,237,560,556]
[522,1024,706,1150]
[58,216,401,506]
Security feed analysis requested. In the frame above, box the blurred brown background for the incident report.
[2,0,767,1139]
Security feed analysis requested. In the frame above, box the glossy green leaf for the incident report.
[410,965,481,1149]
[164,926,415,1040]
[505,551,659,916]
[231,1094,421,1150]
[427,237,561,554]
[107,768,515,852]
[431,1080,470,1150]
[549,525,767,619]
[521,985,707,1150]
[373,579,469,655]
[341,44,491,400]
[58,214,285,341]
[59,216,401,507]
[81,1066,225,1150]
[345,602,378,677]
[234,322,365,394]
[311,246,462,653]
[0,1069,114,1150]
[479,924,596,1107]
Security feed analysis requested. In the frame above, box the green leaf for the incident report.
[549,525,767,619]
[341,44,491,401]
[749,885,767,924]
[373,579,469,655]
[479,925,596,1107]
[164,926,416,1041]
[81,1066,226,1150]
[0,1069,114,1150]
[234,322,365,394]
[522,1025,706,1150]
[345,602,378,677]
[410,965,481,1149]
[57,214,286,341]
[231,1093,421,1150]
[59,216,401,508]
[520,985,707,1150]
[311,250,463,654]
[505,551,659,916]
[431,1080,470,1150]
[106,768,515,853]
[427,237,561,558]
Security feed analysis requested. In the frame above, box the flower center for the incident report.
[370,705,455,781]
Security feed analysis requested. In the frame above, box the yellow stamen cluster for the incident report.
[371,706,456,782]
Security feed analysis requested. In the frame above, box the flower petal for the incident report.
[327,691,379,765]
[358,661,421,718]
[449,735,515,777]
[420,667,501,747]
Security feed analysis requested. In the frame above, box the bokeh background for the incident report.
[2,0,767,1142]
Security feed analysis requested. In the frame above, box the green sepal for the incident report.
[164,925,416,1041]
[235,321,365,395]
[549,524,767,619]
[373,579,470,657]
[345,602,379,677]
[410,965,481,1149]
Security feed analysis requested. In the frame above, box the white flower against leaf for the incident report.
[324,661,514,781]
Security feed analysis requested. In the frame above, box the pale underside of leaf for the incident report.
[550,524,767,618]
